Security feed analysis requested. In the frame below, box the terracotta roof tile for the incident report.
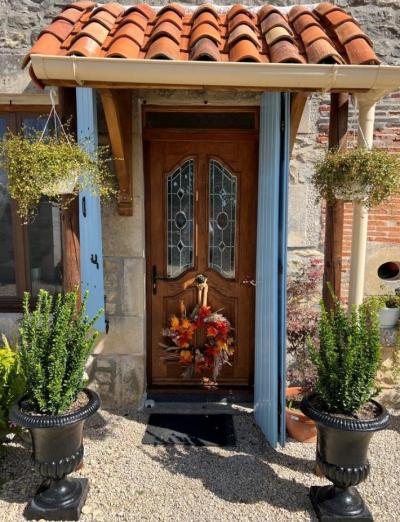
[325,10,353,28]
[116,12,148,32]
[24,2,381,70]
[192,4,220,21]
[229,13,256,33]
[335,21,372,46]
[150,21,182,46]
[124,4,155,20]
[193,12,220,32]
[345,37,380,65]
[265,26,293,47]
[106,37,141,58]
[157,3,186,18]
[229,39,262,62]
[67,35,101,56]
[68,1,96,11]
[313,2,337,17]
[145,35,181,59]
[155,10,183,30]
[227,4,255,22]
[41,19,75,42]
[190,37,221,61]
[269,40,304,63]
[258,5,282,24]
[293,13,320,35]
[228,24,260,49]
[306,38,345,64]
[57,7,84,24]
[190,22,221,48]
[260,13,292,35]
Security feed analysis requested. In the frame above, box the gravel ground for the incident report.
[0,409,399,522]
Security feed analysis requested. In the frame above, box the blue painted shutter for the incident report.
[76,87,106,331]
[254,92,290,448]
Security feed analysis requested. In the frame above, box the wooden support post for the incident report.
[99,89,133,216]
[323,93,349,309]
[59,87,80,292]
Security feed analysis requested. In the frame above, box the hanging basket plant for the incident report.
[0,105,116,223]
[313,148,400,208]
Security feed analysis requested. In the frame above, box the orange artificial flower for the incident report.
[170,315,180,331]
[180,350,193,364]
[207,326,218,337]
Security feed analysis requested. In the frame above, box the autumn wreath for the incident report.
[160,275,234,384]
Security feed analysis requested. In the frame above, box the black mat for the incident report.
[142,414,236,447]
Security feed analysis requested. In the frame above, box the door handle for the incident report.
[152,265,168,294]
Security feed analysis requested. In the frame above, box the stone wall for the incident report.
[2,1,400,407]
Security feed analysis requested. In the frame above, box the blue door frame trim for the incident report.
[254,92,290,448]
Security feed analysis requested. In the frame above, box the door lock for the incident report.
[242,278,256,287]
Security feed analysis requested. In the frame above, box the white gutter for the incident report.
[30,55,400,94]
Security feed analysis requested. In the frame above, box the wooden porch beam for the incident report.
[323,93,349,309]
[99,89,133,216]
[290,93,308,154]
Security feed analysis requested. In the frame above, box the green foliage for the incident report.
[0,129,117,223]
[364,294,400,310]
[313,148,400,208]
[0,335,25,441]
[308,297,381,414]
[19,289,102,415]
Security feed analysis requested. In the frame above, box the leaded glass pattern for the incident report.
[167,159,194,278]
[208,159,237,279]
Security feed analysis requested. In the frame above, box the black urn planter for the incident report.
[11,388,100,521]
[301,396,390,521]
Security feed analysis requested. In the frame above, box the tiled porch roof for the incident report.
[24,1,379,74]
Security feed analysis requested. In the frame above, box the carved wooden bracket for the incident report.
[290,92,309,154]
[99,89,133,216]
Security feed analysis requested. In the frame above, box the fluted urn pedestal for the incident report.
[301,396,389,521]
[11,388,100,521]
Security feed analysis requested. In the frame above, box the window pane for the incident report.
[208,159,237,279]
[0,118,17,297]
[28,199,63,295]
[167,159,195,278]
[145,111,256,129]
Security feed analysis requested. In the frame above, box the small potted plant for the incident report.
[286,259,322,442]
[301,296,389,520]
[0,127,116,223]
[365,293,400,329]
[0,335,25,443]
[11,289,102,520]
[313,147,400,207]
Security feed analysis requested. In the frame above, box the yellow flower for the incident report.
[181,318,191,330]
[170,315,180,331]
[180,350,192,364]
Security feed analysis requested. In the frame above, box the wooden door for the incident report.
[145,132,258,387]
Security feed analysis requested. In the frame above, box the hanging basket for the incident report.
[313,148,400,208]
[0,89,116,223]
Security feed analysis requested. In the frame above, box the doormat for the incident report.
[142,414,236,447]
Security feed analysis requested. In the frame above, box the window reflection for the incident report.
[0,118,17,297]
[28,199,63,296]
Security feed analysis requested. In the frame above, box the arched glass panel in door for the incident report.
[167,159,195,278]
[208,159,237,279]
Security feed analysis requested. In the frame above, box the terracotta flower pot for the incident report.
[286,386,317,443]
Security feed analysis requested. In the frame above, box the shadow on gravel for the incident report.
[0,443,40,504]
[145,443,312,511]
[83,410,113,441]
